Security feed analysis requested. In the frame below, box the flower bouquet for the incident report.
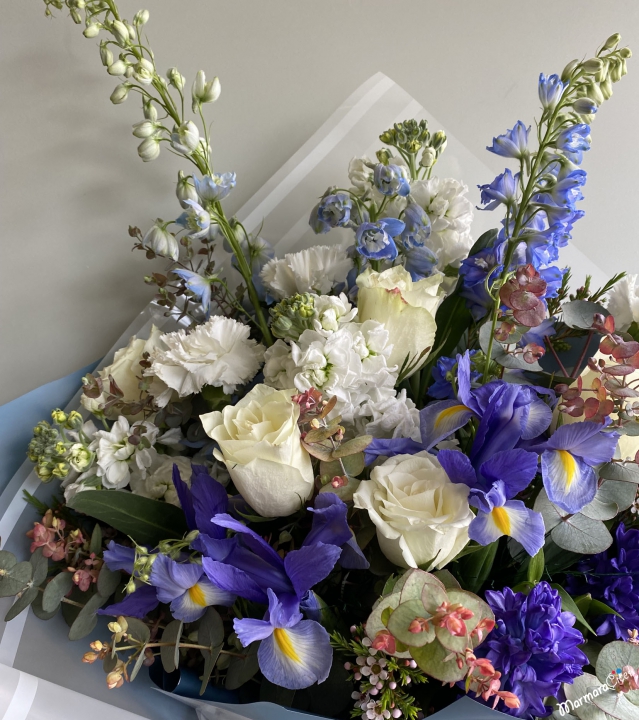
[3,3,639,719]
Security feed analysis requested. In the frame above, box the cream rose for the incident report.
[356,266,445,377]
[81,325,166,420]
[353,452,473,570]
[200,384,314,517]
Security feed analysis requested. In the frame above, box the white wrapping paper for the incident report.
[0,72,583,718]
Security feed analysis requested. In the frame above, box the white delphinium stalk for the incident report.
[148,316,265,397]
[261,245,354,299]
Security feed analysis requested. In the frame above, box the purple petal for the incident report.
[547,422,618,465]
[437,449,478,488]
[339,536,370,570]
[304,494,353,548]
[520,396,553,440]
[363,437,423,465]
[542,449,597,514]
[420,400,475,451]
[201,557,267,604]
[211,514,285,569]
[149,555,203,602]
[266,588,303,629]
[103,541,135,573]
[234,617,274,646]
[190,466,228,538]
[456,351,475,408]
[479,449,538,498]
[97,584,159,618]
[256,619,332,690]
[284,542,342,599]
[469,501,545,557]
[172,464,195,531]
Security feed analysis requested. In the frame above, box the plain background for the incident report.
[2,0,639,406]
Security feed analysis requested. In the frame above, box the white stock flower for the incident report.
[313,293,358,334]
[364,389,421,442]
[353,452,473,570]
[260,245,353,299]
[264,320,397,426]
[130,455,193,506]
[200,384,314,517]
[606,274,639,331]
[356,266,445,377]
[409,177,474,269]
[149,316,264,397]
[91,417,159,490]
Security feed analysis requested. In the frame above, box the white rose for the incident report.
[356,266,445,377]
[130,455,193,506]
[81,325,166,420]
[606,274,639,331]
[353,452,473,570]
[200,384,314,517]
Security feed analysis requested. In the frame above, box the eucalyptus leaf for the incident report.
[596,641,639,692]
[550,584,596,635]
[551,514,613,555]
[0,560,33,598]
[4,586,39,621]
[410,639,465,684]
[124,617,151,644]
[97,565,120,599]
[103,654,118,674]
[332,435,372,459]
[129,645,148,682]
[564,673,611,720]
[68,592,107,641]
[89,523,102,555]
[160,619,183,673]
[478,322,542,371]
[562,300,609,330]
[198,607,224,649]
[387,599,435,647]
[533,488,567,531]
[30,548,49,587]
[68,490,188,547]
[225,641,259,690]
[31,590,59,621]
[200,644,222,696]
[590,479,637,515]
[42,572,74,612]
[320,452,365,479]
[0,550,17,570]
[599,461,639,484]
[433,569,461,590]
[304,426,340,444]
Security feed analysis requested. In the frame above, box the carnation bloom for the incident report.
[260,245,353,299]
[566,523,639,639]
[149,316,264,396]
[474,582,587,718]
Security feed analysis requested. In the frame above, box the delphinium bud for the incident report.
[138,136,161,162]
[176,170,198,208]
[83,23,100,38]
[110,20,129,45]
[99,41,113,67]
[107,59,127,76]
[110,83,131,104]
[143,98,158,122]
[133,9,150,26]
[167,67,185,91]
[602,33,621,51]
[561,59,580,83]
[192,70,221,111]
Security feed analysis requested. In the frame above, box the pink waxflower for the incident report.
[71,568,94,592]
[371,630,396,654]
[434,602,474,637]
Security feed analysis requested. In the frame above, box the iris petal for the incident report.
[420,400,475,451]
[542,449,597,514]
[469,501,545,556]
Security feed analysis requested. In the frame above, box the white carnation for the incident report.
[409,177,474,269]
[606,274,639,331]
[261,245,353,299]
[148,316,264,396]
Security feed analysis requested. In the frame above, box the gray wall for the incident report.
[2,0,639,405]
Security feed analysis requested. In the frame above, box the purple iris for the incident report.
[527,421,619,514]
[438,449,545,556]
[487,121,530,159]
[172,463,228,540]
[566,523,639,639]
[354,218,404,261]
[473,582,587,718]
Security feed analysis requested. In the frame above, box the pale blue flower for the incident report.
[538,73,565,110]
[487,121,530,158]
[309,192,353,234]
[399,202,431,250]
[373,163,410,197]
[354,218,404,261]
[172,269,213,313]
[194,173,236,203]
[177,199,213,239]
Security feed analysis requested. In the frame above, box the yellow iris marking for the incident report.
[434,405,468,429]
[273,628,301,663]
[557,450,577,489]
[188,583,207,607]
[492,507,511,536]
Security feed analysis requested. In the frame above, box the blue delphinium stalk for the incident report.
[566,523,639,639]
[354,218,405,261]
[461,37,632,381]
[473,582,587,718]
[429,350,481,400]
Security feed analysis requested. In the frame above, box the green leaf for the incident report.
[198,607,224,649]
[479,322,543,371]
[4,586,39,621]
[304,426,341,444]
[387,598,435,647]
[0,550,17,571]
[599,461,639,484]
[0,560,33,598]
[595,641,639,711]
[468,228,499,256]
[410,639,465,684]
[125,617,151,644]
[103,654,118,674]
[527,548,544,585]
[30,548,49,587]
[301,441,334,462]
[457,540,498,593]
[68,490,188,547]
[331,435,372,459]
[89,523,103,555]
[319,452,365,479]
[42,572,74,612]
[551,514,613,554]
[433,569,461,590]
[428,293,472,368]
[200,643,222,696]
[31,590,59,621]
[550,584,596,635]
[225,642,259,690]
[129,646,148,682]
[306,660,353,717]
[562,299,609,330]
[68,592,107,641]
[588,598,623,620]
[435,589,493,653]
[160,619,183,673]
[97,565,120,599]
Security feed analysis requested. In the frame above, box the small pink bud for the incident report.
[350,625,357,634]
[344,662,352,670]
[354,672,361,681]
[392,710,402,719]
[389,681,397,690]
[409,660,417,669]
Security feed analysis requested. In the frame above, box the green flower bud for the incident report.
[107,59,127,76]
[270,293,317,341]
[561,59,580,83]
[70,8,82,24]
[620,47,632,59]
[83,23,100,38]
[143,99,158,122]
[133,9,150,26]
[110,20,129,45]
[68,443,94,472]
[582,57,603,74]
[51,409,68,424]
[66,411,84,430]
[52,462,70,479]
[600,76,613,100]
[167,67,185,91]
[376,148,391,164]
[99,41,113,67]
[602,33,621,51]
[431,130,447,150]
[36,463,54,481]
[419,146,437,168]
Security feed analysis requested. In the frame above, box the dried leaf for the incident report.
[332,435,372,458]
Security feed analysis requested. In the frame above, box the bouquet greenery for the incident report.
[3,3,639,719]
